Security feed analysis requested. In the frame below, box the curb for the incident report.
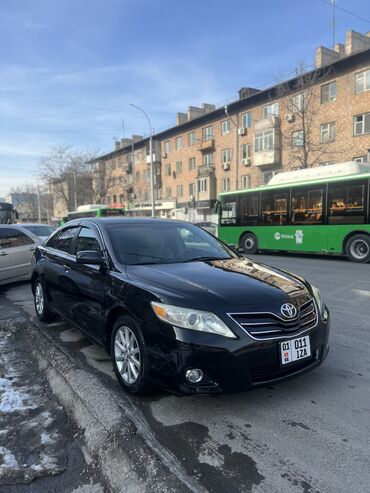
[27,323,206,493]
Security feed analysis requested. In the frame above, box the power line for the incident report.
[321,0,370,24]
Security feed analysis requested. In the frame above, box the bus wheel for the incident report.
[345,234,370,263]
[240,233,258,254]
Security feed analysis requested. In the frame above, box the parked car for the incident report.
[19,223,55,242]
[31,218,330,395]
[194,221,218,237]
[0,225,42,286]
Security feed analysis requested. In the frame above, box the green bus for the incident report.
[217,162,370,263]
[63,205,125,223]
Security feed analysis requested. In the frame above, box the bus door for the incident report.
[290,186,327,252]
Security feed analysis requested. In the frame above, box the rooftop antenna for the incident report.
[332,0,336,49]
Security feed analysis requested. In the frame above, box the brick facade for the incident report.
[91,32,370,222]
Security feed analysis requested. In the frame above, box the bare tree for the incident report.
[9,184,52,223]
[276,66,335,168]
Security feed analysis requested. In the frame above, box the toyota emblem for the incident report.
[280,303,297,319]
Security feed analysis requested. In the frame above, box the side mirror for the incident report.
[76,250,105,265]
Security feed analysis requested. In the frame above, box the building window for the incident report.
[355,69,370,94]
[320,122,336,143]
[106,195,111,204]
[241,143,251,160]
[164,140,171,153]
[203,152,214,166]
[222,178,230,192]
[177,184,183,197]
[354,113,370,136]
[198,178,207,192]
[254,129,274,152]
[165,163,171,176]
[135,171,140,181]
[241,175,250,189]
[175,136,183,150]
[188,157,196,171]
[221,119,230,135]
[144,169,150,181]
[202,125,213,141]
[143,191,149,202]
[113,194,117,203]
[292,93,305,112]
[221,148,231,164]
[241,112,251,128]
[321,81,337,103]
[292,130,304,147]
[176,160,183,174]
[119,194,124,203]
[262,171,274,185]
[189,183,195,197]
[263,103,279,118]
[188,132,196,145]
[165,187,171,198]
[353,156,368,163]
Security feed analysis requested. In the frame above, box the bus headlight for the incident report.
[151,302,237,338]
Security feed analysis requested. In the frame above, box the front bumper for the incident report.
[160,312,330,395]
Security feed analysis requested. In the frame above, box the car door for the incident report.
[0,227,37,283]
[42,225,80,319]
[66,224,109,341]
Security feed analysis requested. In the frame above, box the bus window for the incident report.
[291,188,323,225]
[238,192,260,226]
[328,181,366,224]
[220,195,237,225]
[261,191,288,226]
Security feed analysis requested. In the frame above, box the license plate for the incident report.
[280,336,311,365]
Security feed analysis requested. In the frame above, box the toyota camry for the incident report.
[31,218,330,395]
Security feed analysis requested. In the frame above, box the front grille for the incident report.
[229,299,317,340]
[250,356,316,384]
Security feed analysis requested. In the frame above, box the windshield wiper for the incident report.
[181,256,231,263]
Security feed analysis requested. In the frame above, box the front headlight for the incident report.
[311,285,328,320]
[151,302,237,339]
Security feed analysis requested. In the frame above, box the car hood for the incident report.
[125,257,310,309]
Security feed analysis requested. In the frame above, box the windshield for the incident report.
[108,222,235,265]
[23,225,54,237]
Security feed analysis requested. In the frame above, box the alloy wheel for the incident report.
[114,326,141,384]
[35,282,44,316]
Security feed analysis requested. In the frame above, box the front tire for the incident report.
[111,315,152,395]
[240,233,258,254]
[34,280,54,322]
[345,234,370,263]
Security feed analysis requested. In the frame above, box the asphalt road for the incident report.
[1,253,370,493]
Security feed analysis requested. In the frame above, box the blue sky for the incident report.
[0,0,369,196]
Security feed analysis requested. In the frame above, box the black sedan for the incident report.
[31,218,330,395]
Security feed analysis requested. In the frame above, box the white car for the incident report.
[18,223,55,242]
[0,225,42,286]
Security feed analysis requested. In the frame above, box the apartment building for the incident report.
[91,29,370,222]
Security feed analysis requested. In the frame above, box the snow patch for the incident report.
[0,446,18,469]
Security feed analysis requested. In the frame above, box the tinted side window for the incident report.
[291,187,324,225]
[52,227,78,254]
[238,192,260,226]
[75,227,102,254]
[0,228,34,249]
[261,191,288,225]
[328,181,366,225]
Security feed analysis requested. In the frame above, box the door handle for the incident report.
[0,251,8,256]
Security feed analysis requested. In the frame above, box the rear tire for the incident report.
[240,233,258,255]
[111,315,153,395]
[345,234,370,263]
[34,280,54,322]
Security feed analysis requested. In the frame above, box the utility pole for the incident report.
[37,185,41,223]
[129,104,155,217]
[224,105,240,191]
[332,0,336,49]
[73,171,77,211]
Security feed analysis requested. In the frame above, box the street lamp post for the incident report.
[129,103,155,217]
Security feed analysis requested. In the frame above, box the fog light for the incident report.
[185,368,203,384]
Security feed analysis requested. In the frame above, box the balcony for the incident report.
[146,153,160,164]
[254,117,281,167]
[198,138,215,152]
[197,165,215,178]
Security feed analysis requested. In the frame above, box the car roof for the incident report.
[63,217,193,227]
[17,223,53,227]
